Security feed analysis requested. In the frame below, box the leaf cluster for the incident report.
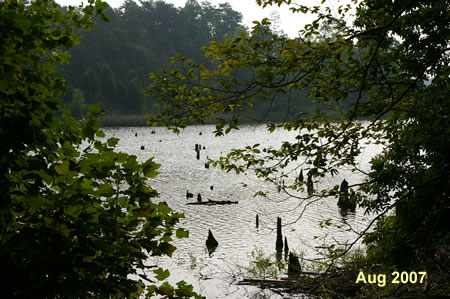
[0,0,198,297]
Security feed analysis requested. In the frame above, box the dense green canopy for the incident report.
[0,0,200,297]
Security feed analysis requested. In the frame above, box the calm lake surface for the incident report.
[103,124,381,298]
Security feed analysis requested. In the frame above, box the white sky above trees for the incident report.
[55,0,327,37]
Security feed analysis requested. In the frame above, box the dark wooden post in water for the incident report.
[197,193,202,202]
[256,214,259,229]
[276,217,283,254]
[206,229,218,254]
[298,169,304,182]
[205,163,209,169]
[338,179,356,212]
[338,179,349,204]
[140,145,145,150]
[284,236,289,259]
[307,173,314,196]
[196,150,200,160]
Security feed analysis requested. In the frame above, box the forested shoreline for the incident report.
[60,0,329,125]
[60,0,245,120]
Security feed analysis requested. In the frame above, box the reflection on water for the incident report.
[104,124,380,298]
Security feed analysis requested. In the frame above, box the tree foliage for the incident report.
[146,0,449,271]
[0,0,200,297]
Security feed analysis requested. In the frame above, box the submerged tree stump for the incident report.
[288,252,301,277]
[276,217,283,254]
[307,173,314,196]
[338,179,349,203]
[206,229,218,250]
[284,236,289,258]
[298,169,304,182]
[338,179,356,212]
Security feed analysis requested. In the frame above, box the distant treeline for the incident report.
[60,0,244,118]
[60,0,330,125]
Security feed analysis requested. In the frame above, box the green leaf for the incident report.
[107,137,119,147]
[160,243,176,257]
[96,130,105,138]
[55,160,71,176]
[153,268,170,281]
[176,228,189,239]
[10,12,31,33]
[28,196,48,210]
[58,51,72,64]
[142,159,161,178]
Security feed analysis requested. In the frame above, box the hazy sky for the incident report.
[55,0,322,37]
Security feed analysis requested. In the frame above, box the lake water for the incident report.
[103,124,381,298]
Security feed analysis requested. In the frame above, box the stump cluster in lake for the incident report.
[274,217,300,275]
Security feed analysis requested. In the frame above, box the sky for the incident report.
[55,0,323,37]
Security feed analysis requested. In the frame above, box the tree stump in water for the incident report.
[206,229,218,250]
[338,179,356,212]
[338,179,349,203]
[307,173,314,196]
[288,252,301,277]
[276,217,283,254]
[284,236,289,259]
[298,169,304,182]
